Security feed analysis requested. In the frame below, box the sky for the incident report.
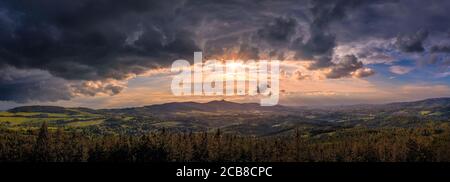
[0,0,450,110]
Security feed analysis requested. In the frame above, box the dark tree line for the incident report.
[0,122,449,162]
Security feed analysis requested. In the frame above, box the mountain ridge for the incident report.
[2,97,450,136]
[7,97,450,114]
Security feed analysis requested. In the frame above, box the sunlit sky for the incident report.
[2,58,449,110]
[0,0,450,110]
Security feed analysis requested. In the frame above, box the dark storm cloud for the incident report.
[291,30,336,69]
[283,0,398,73]
[430,45,450,53]
[0,0,199,81]
[0,0,202,102]
[257,17,298,45]
[292,0,375,69]
[325,55,374,79]
[0,67,72,103]
[285,0,387,77]
[0,0,381,79]
[1,0,450,103]
[0,0,381,102]
[0,67,126,102]
[395,30,429,53]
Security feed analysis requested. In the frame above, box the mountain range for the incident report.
[2,98,449,135]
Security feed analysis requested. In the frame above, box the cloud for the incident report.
[430,45,450,53]
[395,30,428,52]
[292,31,336,69]
[0,0,449,104]
[435,72,450,78]
[289,0,396,76]
[257,17,298,45]
[0,66,129,103]
[389,65,414,75]
[293,70,311,80]
[71,80,126,97]
[0,0,202,102]
[0,67,72,103]
[333,38,397,65]
[237,43,260,60]
[0,0,202,80]
[352,67,376,78]
[326,55,365,78]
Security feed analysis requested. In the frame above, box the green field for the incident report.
[0,110,104,129]
[66,119,105,127]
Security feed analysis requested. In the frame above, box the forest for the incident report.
[1,121,449,162]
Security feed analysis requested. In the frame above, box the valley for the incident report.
[1,98,449,136]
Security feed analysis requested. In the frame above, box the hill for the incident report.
[101,100,290,118]
[1,98,449,135]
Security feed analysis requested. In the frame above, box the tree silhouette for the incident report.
[33,122,51,162]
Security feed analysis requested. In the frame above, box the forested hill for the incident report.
[9,97,450,114]
[1,98,449,162]
[2,97,449,136]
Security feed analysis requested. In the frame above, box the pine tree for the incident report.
[54,127,65,161]
[33,122,51,162]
